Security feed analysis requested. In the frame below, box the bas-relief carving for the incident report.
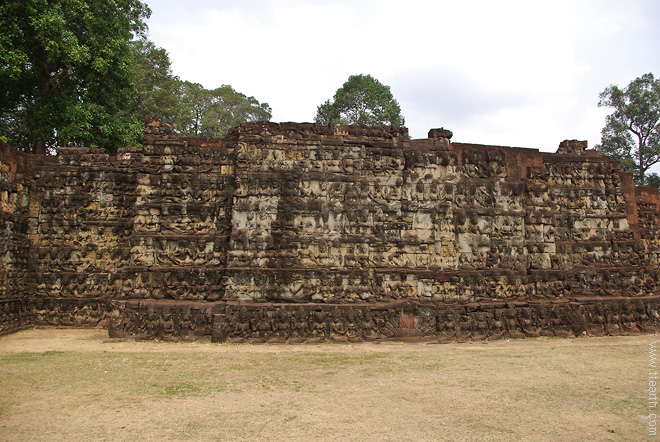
[1,121,659,340]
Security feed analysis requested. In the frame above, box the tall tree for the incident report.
[595,73,660,186]
[174,82,271,138]
[174,81,213,136]
[131,38,180,122]
[314,74,405,127]
[0,0,150,154]
[200,85,272,138]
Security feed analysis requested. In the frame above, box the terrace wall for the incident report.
[1,120,659,341]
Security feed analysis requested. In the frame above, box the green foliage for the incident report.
[174,81,272,138]
[174,81,211,136]
[646,173,660,189]
[314,74,405,127]
[595,73,660,186]
[131,38,180,122]
[0,0,151,154]
[0,1,270,153]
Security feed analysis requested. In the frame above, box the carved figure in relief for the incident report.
[621,302,637,335]
[435,308,455,342]
[310,310,328,340]
[503,307,524,339]
[487,308,506,340]
[330,309,348,341]
[345,309,361,341]
[472,310,488,340]
[604,303,621,335]
[291,307,309,341]
[520,307,540,337]
[271,308,291,341]
[586,303,606,337]
[361,308,377,340]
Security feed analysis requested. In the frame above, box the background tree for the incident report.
[199,85,272,137]
[0,0,151,154]
[314,74,405,127]
[131,38,180,122]
[595,73,660,186]
[173,81,210,136]
[646,173,660,189]
[174,82,272,138]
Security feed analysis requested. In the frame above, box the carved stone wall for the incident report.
[0,142,36,334]
[220,123,660,305]
[107,298,660,343]
[1,120,659,341]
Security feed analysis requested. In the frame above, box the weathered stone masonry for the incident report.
[1,119,660,341]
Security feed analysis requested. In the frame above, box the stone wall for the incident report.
[0,142,36,334]
[107,298,660,343]
[1,120,660,341]
[220,123,659,304]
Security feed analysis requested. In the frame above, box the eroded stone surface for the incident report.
[1,120,659,341]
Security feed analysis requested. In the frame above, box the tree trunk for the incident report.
[33,64,53,155]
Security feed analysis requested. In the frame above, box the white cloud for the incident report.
[146,0,660,152]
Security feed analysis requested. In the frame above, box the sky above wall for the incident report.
[144,0,660,154]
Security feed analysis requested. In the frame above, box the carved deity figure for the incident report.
[503,307,524,339]
[520,307,540,338]
[330,309,348,342]
[586,303,606,337]
[486,308,505,341]
[436,308,456,343]
[361,308,377,341]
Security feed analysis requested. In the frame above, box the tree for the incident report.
[0,0,151,154]
[174,81,210,136]
[174,82,272,138]
[131,38,180,122]
[314,74,405,127]
[199,85,272,138]
[646,173,660,190]
[595,73,660,186]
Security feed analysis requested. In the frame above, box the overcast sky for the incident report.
[144,0,660,154]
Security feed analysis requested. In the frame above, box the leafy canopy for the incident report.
[0,1,272,153]
[131,37,180,123]
[0,0,151,154]
[314,74,405,127]
[174,81,272,138]
[595,73,660,186]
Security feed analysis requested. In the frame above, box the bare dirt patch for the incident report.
[0,328,654,441]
